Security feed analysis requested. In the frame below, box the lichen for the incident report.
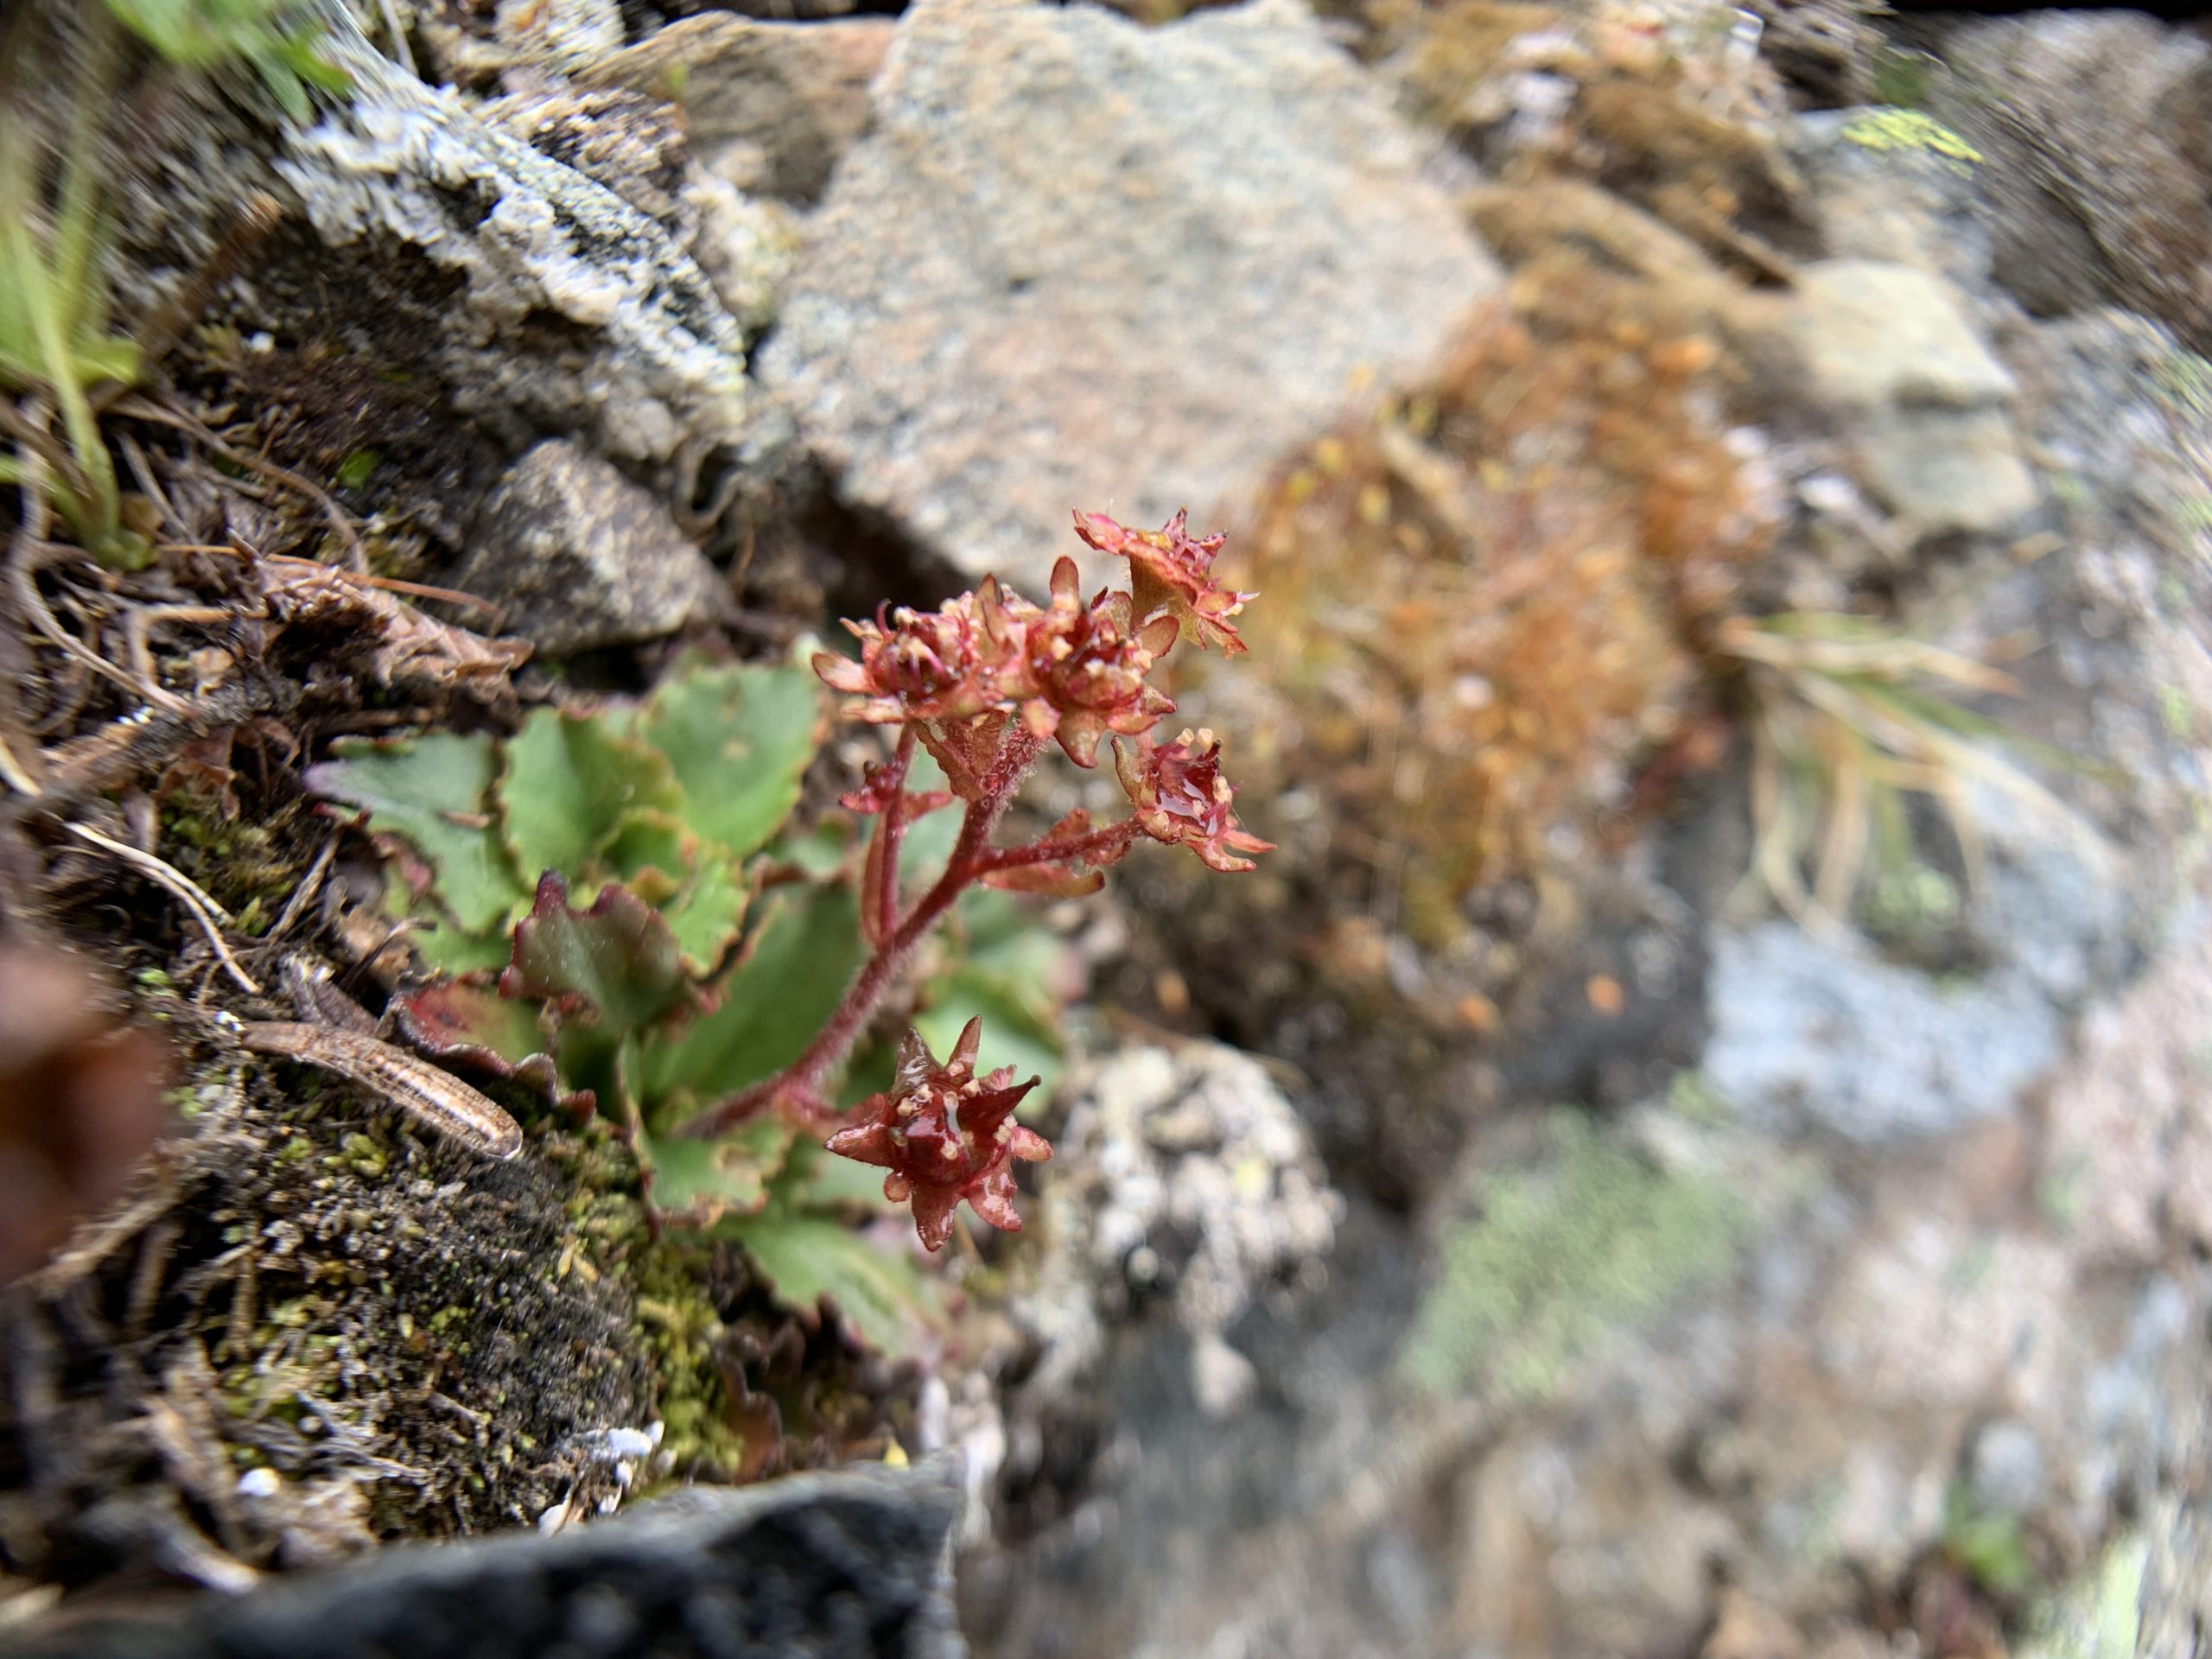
[1841,108,1982,163]
[1399,1112,1750,1400]
[2018,1532,2146,1659]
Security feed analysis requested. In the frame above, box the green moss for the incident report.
[630,1233,749,1478]
[1842,108,1982,162]
[1944,1483,2036,1597]
[1399,1113,1750,1400]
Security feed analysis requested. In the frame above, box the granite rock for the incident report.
[760,0,1498,588]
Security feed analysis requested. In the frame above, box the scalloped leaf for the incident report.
[638,1116,797,1227]
[389,980,588,1114]
[641,656,824,861]
[502,708,683,884]
[723,1215,943,1360]
[500,874,690,1037]
[306,734,526,934]
[644,880,863,1118]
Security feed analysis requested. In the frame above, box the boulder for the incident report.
[760,0,1498,588]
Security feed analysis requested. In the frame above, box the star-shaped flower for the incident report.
[1114,727,1275,873]
[824,1018,1050,1251]
[1071,509,1253,656]
[1006,556,1179,766]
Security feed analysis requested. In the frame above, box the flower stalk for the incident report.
[679,511,1270,1249]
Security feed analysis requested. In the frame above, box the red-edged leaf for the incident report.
[389,979,591,1115]
[499,873,691,1037]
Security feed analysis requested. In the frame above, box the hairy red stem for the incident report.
[682,727,1052,1138]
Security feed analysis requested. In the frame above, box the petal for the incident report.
[825,1121,899,1168]
[1055,711,1107,769]
[963,1165,1026,1234]
[910,1184,963,1252]
[949,1015,984,1077]
[814,652,869,692]
[1007,1125,1052,1163]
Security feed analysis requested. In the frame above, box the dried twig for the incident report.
[108,394,367,571]
[66,819,264,994]
[237,1021,523,1160]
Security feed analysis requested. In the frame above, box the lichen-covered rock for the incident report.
[450,440,726,653]
[1015,1040,1341,1413]
[759,0,1498,586]
[582,15,895,206]
[269,6,766,467]
[1783,259,2038,539]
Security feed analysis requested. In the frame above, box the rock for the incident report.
[19,1461,967,1659]
[1785,110,1992,291]
[582,16,895,206]
[451,441,726,653]
[1783,259,2038,539]
[1703,920,2062,1145]
[266,7,766,467]
[1967,1419,2047,1517]
[1911,11,2212,350]
[760,0,1498,588]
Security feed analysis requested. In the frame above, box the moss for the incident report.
[1400,1112,1749,1399]
[1841,108,1982,163]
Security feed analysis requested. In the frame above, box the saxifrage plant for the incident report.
[309,509,1268,1324]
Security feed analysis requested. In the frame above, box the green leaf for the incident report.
[306,734,526,934]
[915,970,1063,1098]
[605,810,751,975]
[639,1116,796,1227]
[641,655,824,862]
[661,852,749,976]
[723,1216,942,1359]
[645,881,864,1116]
[501,874,691,1037]
[502,709,682,887]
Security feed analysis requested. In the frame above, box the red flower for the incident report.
[1006,556,1179,767]
[1071,509,1253,657]
[813,590,1013,723]
[824,1018,1050,1251]
[1114,727,1274,873]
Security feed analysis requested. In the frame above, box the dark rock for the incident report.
[1911,11,2212,349]
[20,1461,966,1659]
[450,440,726,654]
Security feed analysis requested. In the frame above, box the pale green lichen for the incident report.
[2018,1532,2146,1659]
[1399,1113,1750,1400]
[1842,108,1982,163]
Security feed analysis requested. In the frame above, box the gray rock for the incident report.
[268,6,766,467]
[1704,920,2063,1144]
[452,441,726,653]
[582,16,895,206]
[760,0,1498,588]
[18,1460,967,1659]
[1967,1419,2047,1516]
[1784,259,2038,539]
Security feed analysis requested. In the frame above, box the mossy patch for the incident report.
[1399,1112,1750,1400]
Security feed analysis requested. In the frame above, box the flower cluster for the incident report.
[709,511,1269,1250]
[825,1019,1051,1252]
